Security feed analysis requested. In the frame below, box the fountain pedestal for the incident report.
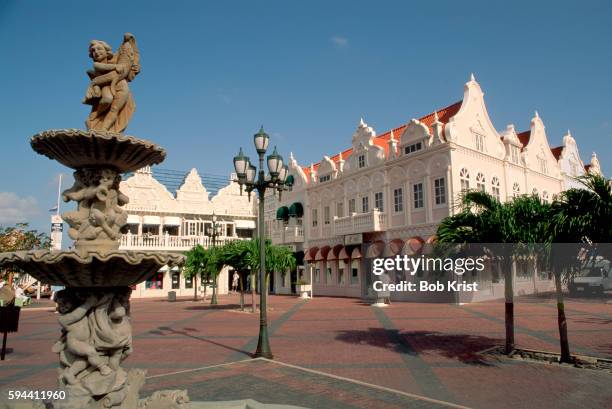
[0,129,186,408]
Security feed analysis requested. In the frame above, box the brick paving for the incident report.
[1,293,611,408]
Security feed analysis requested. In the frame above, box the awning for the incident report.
[286,175,295,186]
[315,246,331,261]
[143,215,161,225]
[159,265,169,272]
[171,266,180,272]
[403,237,424,256]
[235,219,256,229]
[422,235,437,255]
[328,244,344,260]
[351,247,362,259]
[127,214,140,224]
[338,247,350,260]
[164,216,182,226]
[365,241,385,258]
[288,202,304,218]
[304,247,319,262]
[384,238,405,257]
[276,206,289,221]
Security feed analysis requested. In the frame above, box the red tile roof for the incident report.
[517,130,531,149]
[550,146,563,160]
[303,101,463,180]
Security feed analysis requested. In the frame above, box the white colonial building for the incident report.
[119,166,257,298]
[266,75,603,302]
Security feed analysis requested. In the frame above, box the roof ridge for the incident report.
[303,100,463,178]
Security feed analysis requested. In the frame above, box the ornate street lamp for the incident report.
[206,211,222,305]
[233,126,292,359]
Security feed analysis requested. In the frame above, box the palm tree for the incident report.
[217,239,297,312]
[220,239,260,312]
[271,245,297,287]
[549,173,612,362]
[438,190,526,354]
[184,244,207,301]
[202,245,225,305]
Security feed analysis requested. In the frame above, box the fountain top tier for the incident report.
[31,129,166,174]
[0,33,183,288]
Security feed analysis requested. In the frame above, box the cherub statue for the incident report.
[62,169,103,241]
[62,168,129,244]
[53,291,112,385]
[89,289,133,371]
[83,33,140,133]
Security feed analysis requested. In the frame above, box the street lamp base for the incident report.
[253,350,274,359]
[254,331,273,359]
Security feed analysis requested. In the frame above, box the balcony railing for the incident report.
[120,233,244,251]
[333,209,387,236]
[270,225,304,244]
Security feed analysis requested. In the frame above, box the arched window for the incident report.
[542,191,549,203]
[512,182,520,198]
[476,173,485,191]
[491,177,500,201]
[532,188,538,196]
[460,168,470,191]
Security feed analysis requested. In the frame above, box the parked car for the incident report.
[570,263,612,295]
[24,283,51,298]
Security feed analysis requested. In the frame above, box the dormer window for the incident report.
[404,142,422,155]
[319,174,331,183]
[474,133,485,152]
[538,158,548,174]
[358,154,366,168]
[570,161,578,176]
[511,146,520,164]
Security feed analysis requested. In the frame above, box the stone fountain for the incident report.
[0,33,310,409]
[0,33,187,409]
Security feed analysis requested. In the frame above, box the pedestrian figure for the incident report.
[231,271,239,293]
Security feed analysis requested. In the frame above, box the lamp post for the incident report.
[206,211,222,305]
[233,126,291,359]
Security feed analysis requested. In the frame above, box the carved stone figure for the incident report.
[84,33,140,133]
[62,168,129,253]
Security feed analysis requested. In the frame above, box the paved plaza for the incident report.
[1,294,611,408]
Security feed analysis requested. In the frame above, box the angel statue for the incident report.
[83,33,140,133]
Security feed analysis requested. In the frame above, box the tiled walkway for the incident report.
[1,293,611,408]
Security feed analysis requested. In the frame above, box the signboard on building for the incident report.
[50,214,63,250]
[344,233,363,245]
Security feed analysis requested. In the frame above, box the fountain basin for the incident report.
[31,129,166,173]
[0,250,183,287]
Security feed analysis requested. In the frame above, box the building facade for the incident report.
[119,166,257,298]
[266,75,603,302]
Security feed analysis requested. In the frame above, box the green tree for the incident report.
[203,245,225,305]
[549,174,612,362]
[217,239,296,312]
[437,191,543,354]
[0,223,51,285]
[267,244,297,290]
[183,244,207,301]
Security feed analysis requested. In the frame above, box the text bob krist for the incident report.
[371,255,485,293]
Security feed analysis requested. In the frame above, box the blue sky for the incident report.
[0,0,611,234]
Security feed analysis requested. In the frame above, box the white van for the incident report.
[570,263,612,295]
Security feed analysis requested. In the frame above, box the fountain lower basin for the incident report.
[0,250,182,287]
